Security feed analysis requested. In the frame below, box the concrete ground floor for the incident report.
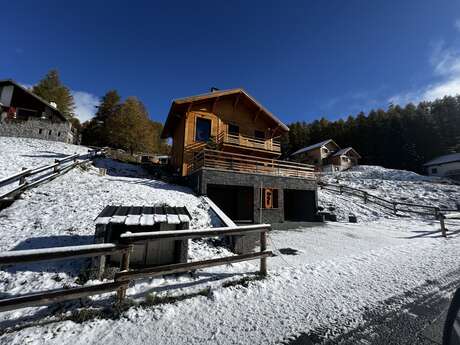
[188,168,318,224]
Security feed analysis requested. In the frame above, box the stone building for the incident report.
[0,79,77,143]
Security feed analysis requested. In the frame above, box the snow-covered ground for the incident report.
[0,137,89,179]
[319,165,460,221]
[1,137,460,344]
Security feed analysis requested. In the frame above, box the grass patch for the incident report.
[222,275,265,289]
[144,287,211,306]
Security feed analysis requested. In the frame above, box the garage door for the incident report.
[207,184,253,223]
[284,189,317,221]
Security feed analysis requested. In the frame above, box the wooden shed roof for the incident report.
[161,88,289,138]
[95,205,191,226]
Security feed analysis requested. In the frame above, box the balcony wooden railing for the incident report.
[216,131,281,153]
[189,149,316,179]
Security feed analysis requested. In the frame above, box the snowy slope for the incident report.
[318,165,460,221]
[1,138,460,344]
[0,137,89,179]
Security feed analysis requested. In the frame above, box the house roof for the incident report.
[290,139,339,156]
[332,147,361,159]
[0,79,70,121]
[161,88,289,138]
[423,153,460,167]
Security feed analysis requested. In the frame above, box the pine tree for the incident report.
[94,90,121,123]
[32,70,75,117]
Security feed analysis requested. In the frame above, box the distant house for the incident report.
[161,88,318,225]
[423,153,460,181]
[291,139,361,172]
[0,79,77,143]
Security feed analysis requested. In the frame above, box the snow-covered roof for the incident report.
[423,153,460,166]
[291,139,338,156]
[332,147,361,158]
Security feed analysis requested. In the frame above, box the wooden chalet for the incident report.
[291,139,361,172]
[161,88,318,224]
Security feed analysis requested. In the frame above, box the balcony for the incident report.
[189,149,316,179]
[216,131,281,154]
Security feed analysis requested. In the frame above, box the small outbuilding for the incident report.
[423,153,460,181]
[93,205,191,276]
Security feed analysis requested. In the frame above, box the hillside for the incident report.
[318,165,460,221]
[0,137,459,345]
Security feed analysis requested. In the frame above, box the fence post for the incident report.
[339,185,343,194]
[260,229,267,276]
[434,207,440,220]
[393,203,397,215]
[19,167,27,185]
[363,192,367,204]
[117,245,132,302]
[440,214,447,238]
[53,159,60,173]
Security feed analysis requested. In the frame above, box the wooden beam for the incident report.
[115,251,273,282]
[120,224,271,243]
[233,93,240,112]
[253,109,261,123]
[0,243,129,266]
[0,282,123,313]
[212,97,219,113]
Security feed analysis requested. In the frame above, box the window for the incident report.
[431,168,438,174]
[49,130,52,135]
[254,130,265,140]
[16,108,37,121]
[228,124,239,135]
[38,129,43,134]
[195,117,211,142]
[57,132,61,137]
[261,188,279,209]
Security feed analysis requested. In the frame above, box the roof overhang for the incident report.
[161,88,289,138]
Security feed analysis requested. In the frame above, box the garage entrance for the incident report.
[283,189,317,221]
[207,184,254,223]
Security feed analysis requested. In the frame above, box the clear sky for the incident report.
[3,1,460,124]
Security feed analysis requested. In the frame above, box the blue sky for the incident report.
[2,1,460,124]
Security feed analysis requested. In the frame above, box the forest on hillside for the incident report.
[282,96,460,173]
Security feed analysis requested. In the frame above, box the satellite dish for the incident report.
[443,288,460,345]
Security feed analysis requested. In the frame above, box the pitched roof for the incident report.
[290,139,339,156]
[332,147,361,158]
[423,153,460,166]
[161,88,288,138]
[0,79,70,121]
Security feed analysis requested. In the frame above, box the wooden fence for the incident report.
[318,182,457,218]
[0,148,104,204]
[0,224,272,313]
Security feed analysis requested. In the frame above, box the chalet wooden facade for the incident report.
[291,139,361,172]
[161,88,318,224]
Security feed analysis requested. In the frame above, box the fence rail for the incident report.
[319,182,454,218]
[0,149,104,203]
[0,224,272,313]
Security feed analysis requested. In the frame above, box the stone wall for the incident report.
[189,168,317,224]
[0,116,74,143]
